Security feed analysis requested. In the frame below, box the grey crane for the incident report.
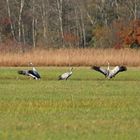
[91,62,127,79]
[58,67,73,80]
[18,63,41,80]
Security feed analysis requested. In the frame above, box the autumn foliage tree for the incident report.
[112,19,140,49]
[0,0,140,51]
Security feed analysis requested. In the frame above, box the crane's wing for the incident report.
[28,70,41,79]
[66,72,72,80]
[58,71,73,80]
[58,72,70,80]
[91,66,108,76]
[18,70,29,76]
[109,66,127,78]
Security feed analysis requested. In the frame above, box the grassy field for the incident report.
[0,67,140,140]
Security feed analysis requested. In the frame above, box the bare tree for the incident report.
[40,0,49,45]
[125,0,139,20]
[18,0,25,42]
[32,0,36,48]
[0,0,139,49]
[6,0,16,40]
[56,0,65,47]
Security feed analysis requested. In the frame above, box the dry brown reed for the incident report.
[0,48,140,66]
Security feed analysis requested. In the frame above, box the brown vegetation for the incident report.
[0,48,140,67]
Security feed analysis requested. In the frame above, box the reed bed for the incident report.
[0,48,140,66]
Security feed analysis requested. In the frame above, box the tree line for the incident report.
[0,0,140,50]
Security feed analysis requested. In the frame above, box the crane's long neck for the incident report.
[69,67,73,73]
[107,62,110,71]
[33,67,36,71]
[29,62,36,71]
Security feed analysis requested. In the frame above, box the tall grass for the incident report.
[0,48,140,66]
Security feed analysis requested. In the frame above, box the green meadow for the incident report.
[0,67,140,140]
